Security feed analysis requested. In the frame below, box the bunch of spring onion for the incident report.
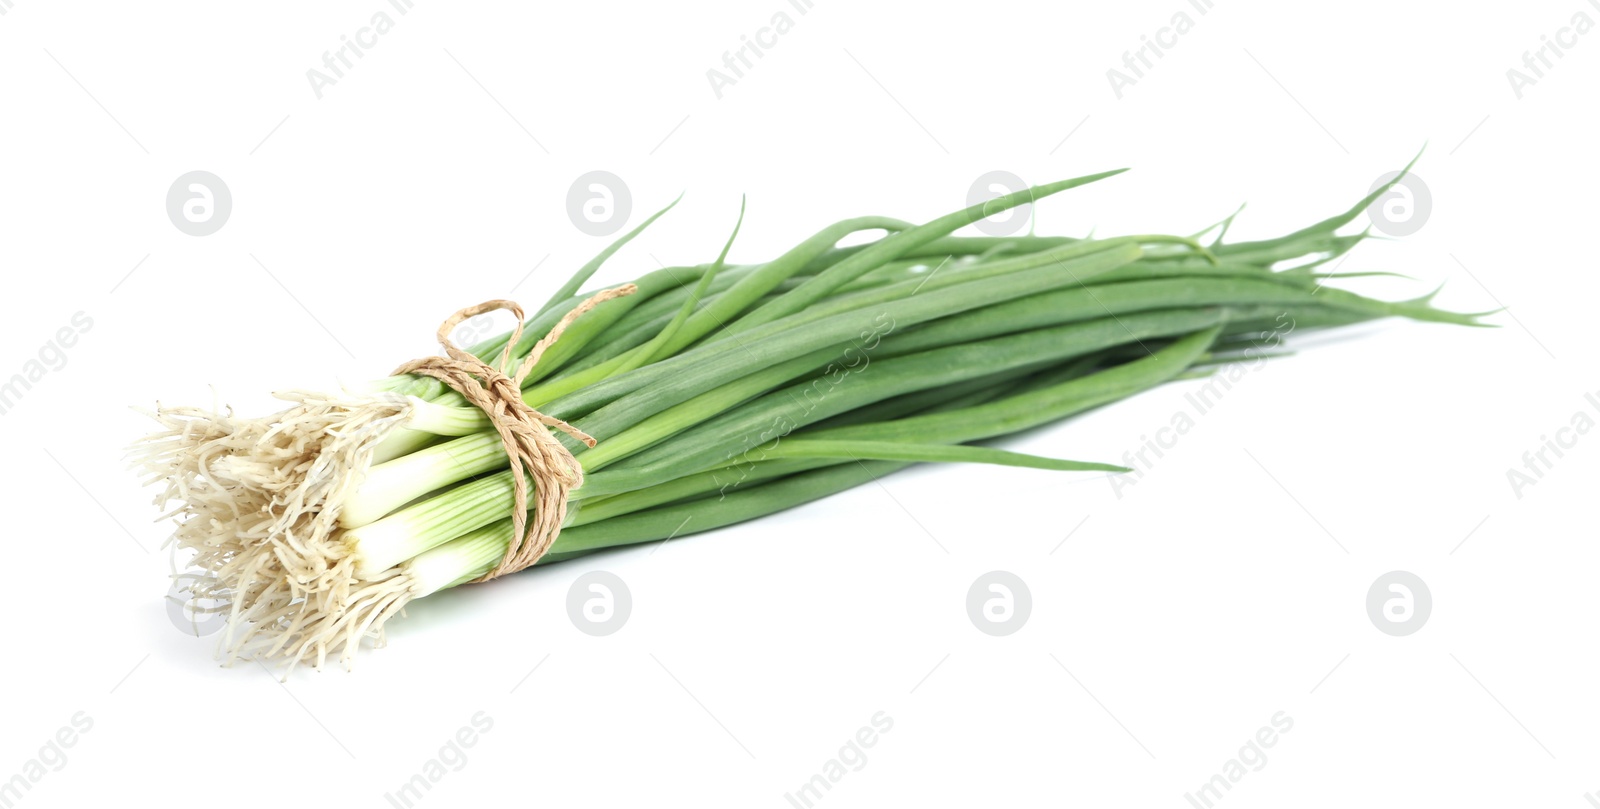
[133,158,1488,671]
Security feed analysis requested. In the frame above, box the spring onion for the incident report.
[131,156,1490,671]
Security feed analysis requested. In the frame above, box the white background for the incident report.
[1,1,1596,806]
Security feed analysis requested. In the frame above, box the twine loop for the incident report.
[392,286,636,581]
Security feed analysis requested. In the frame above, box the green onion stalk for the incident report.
[131,155,1490,671]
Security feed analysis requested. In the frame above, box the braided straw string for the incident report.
[392,286,636,581]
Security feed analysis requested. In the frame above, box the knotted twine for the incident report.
[392,286,637,582]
